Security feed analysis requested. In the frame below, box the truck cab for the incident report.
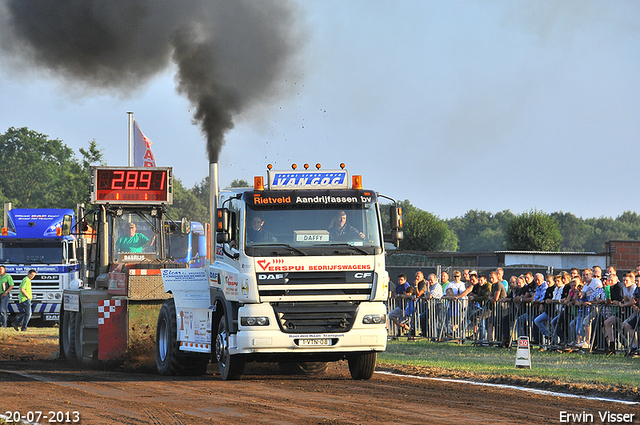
[0,208,81,322]
[157,163,402,380]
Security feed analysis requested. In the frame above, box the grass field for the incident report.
[379,338,640,389]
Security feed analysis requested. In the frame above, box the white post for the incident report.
[127,112,134,167]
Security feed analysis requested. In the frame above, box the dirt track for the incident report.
[1,335,639,424]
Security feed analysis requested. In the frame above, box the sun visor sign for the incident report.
[268,169,349,190]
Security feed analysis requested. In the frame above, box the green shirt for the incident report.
[19,276,31,303]
[0,274,14,293]
[117,233,150,253]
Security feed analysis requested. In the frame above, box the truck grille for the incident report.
[257,271,374,302]
[11,274,61,290]
[272,302,358,333]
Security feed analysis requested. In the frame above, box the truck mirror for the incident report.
[390,206,403,230]
[216,208,232,243]
[181,217,191,234]
[390,206,403,247]
[216,232,230,243]
[61,214,73,236]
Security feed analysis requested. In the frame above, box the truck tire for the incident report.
[74,308,84,362]
[215,314,245,380]
[279,361,328,376]
[348,352,377,380]
[156,299,182,375]
[156,299,209,376]
[62,311,77,361]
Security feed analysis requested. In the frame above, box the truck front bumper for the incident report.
[230,302,387,356]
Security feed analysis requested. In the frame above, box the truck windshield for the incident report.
[113,212,161,259]
[0,241,64,264]
[244,203,382,256]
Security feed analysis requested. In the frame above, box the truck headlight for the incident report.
[363,314,385,324]
[241,317,270,326]
[47,293,54,300]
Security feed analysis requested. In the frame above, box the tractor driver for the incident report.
[117,223,153,253]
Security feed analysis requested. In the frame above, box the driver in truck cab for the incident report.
[328,210,365,241]
[246,215,277,243]
[116,223,152,253]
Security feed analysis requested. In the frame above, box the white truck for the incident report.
[156,163,402,380]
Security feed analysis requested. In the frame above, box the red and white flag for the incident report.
[133,120,157,167]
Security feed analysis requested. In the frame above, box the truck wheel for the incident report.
[156,299,181,375]
[74,308,84,362]
[62,311,77,361]
[156,299,208,376]
[279,361,328,376]
[215,314,245,380]
[348,352,377,380]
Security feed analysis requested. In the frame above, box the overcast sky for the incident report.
[0,1,638,220]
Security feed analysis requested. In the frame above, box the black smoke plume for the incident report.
[0,0,302,162]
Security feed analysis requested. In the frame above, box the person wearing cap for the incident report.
[116,223,151,253]
[0,265,15,327]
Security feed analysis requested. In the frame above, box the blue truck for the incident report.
[165,220,207,268]
[0,207,82,323]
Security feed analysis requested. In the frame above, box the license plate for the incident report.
[44,314,60,321]
[298,338,331,346]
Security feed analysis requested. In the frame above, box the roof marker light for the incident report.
[352,175,363,190]
[304,163,309,170]
[254,176,264,191]
[316,163,321,170]
[267,164,273,170]
[340,163,346,169]
[291,163,297,170]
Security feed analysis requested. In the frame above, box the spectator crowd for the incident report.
[387,265,640,356]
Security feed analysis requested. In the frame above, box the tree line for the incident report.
[2,127,637,253]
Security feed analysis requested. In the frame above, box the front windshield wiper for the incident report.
[251,243,307,256]
[318,243,369,255]
[136,211,159,233]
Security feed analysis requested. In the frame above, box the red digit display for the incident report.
[91,167,172,204]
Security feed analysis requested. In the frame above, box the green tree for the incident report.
[167,179,209,224]
[229,179,249,188]
[505,209,562,251]
[190,176,210,211]
[399,200,457,251]
[551,212,594,252]
[446,209,514,252]
[0,127,103,209]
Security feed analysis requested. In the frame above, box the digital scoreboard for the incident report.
[90,167,173,204]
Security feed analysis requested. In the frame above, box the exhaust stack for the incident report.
[209,163,219,260]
